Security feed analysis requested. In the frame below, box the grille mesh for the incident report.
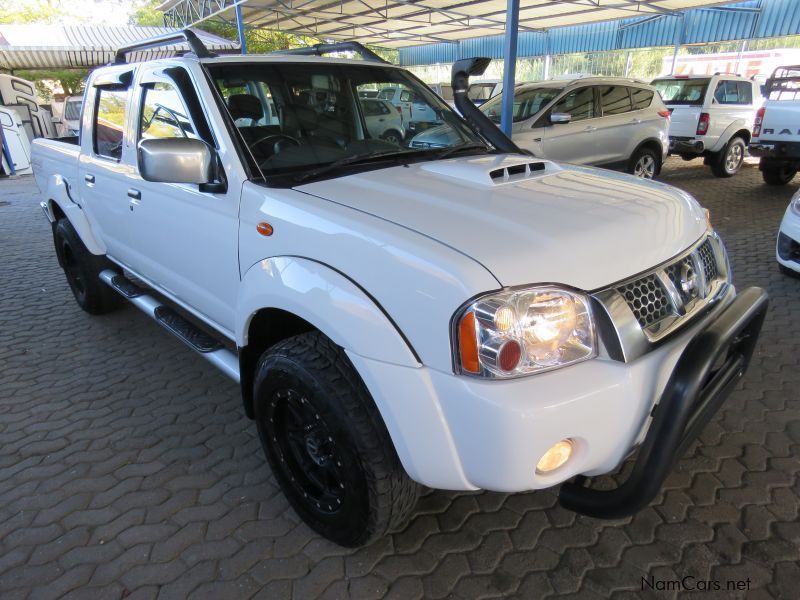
[617,274,672,328]
[697,239,718,282]
[616,237,722,332]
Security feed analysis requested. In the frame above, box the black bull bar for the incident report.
[559,286,769,519]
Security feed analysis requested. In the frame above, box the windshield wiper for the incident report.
[434,142,492,160]
[293,149,430,183]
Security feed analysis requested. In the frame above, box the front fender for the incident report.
[237,256,420,367]
[43,174,106,255]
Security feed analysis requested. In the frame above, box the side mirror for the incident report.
[550,112,572,124]
[138,138,214,184]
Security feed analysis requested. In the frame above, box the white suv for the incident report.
[653,74,761,177]
[413,77,670,179]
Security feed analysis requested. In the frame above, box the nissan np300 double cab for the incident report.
[32,33,768,546]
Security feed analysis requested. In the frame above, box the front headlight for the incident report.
[791,191,800,216]
[454,286,596,378]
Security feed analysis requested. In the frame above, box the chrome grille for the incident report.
[600,234,730,348]
[697,238,718,282]
[617,274,672,328]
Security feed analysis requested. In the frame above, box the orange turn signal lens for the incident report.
[459,312,480,373]
[256,222,274,236]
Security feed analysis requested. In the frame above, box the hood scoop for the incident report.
[489,161,546,184]
[419,155,557,187]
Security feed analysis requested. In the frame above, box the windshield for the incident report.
[208,62,485,183]
[480,86,563,123]
[64,99,82,121]
[652,78,709,105]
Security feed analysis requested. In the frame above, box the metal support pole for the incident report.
[734,39,748,75]
[500,0,520,137]
[670,14,685,75]
[235,3,247,55]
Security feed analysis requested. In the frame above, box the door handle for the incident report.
[630,118,642,124]
[533,137,542,143]
[127,188,141,200]
[584,126,597,132]
[84,174,95,184]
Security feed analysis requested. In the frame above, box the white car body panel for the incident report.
[30,54,746,499]
[777,198,800,273]
[657,75,760,154]
[756,99,800,144]
[298,155,707,290]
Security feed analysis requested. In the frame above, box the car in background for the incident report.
[411,77,670,179]
[360,97,405,144]
[54,95,83,137]
[377,86,442,132]
[777,191,800,276]
[652,74,761,178]
[467,79,502,105]
[749,65,800,185]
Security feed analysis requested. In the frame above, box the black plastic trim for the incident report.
[154,306,224,354]
[558,286,768,519]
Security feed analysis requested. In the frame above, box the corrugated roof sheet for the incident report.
[399,0,800,66]
[160,0,737,49]
[0,25,238,70]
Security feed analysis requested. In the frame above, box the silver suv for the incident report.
[412,77,671,179]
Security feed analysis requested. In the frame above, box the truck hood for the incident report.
[296,155,707,290]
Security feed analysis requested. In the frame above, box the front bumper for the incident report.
[777,205,800,271]
[349,283,767,503]
[559,286,767,518]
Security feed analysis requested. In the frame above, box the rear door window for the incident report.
[631,88,654,110]
[599,86,631,115]
[94,88,128,160]
[736,81,753,105]
[714,80,747,105]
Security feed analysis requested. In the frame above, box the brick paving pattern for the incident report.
[0,158,798,599]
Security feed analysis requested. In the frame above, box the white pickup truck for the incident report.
[32,33,768,547]
[750,65,800,185]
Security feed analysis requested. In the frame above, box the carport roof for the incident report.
[0,24,239,70]
[159,0,734,48]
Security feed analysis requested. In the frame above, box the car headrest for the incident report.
[228,94,263,121]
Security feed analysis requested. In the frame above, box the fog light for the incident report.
[536,439,573,473]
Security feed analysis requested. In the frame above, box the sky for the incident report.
[4,0,145,27]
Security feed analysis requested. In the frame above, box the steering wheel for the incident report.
[250,133,301,157]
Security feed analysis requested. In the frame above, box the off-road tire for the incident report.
[53,219,121,314]
[253,332,419,546]
[711,136,745,178]
[762,164,798,186]
[628,146,660,179]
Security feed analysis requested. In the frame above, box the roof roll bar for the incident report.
[270,42,388,64]
[114,29,215,64]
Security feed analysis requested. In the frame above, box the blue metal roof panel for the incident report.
[757,0,800,37]
[398,0,800,67]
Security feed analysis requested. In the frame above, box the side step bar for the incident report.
[99,270,240,382]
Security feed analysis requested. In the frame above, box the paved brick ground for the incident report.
[1,158,798,599]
